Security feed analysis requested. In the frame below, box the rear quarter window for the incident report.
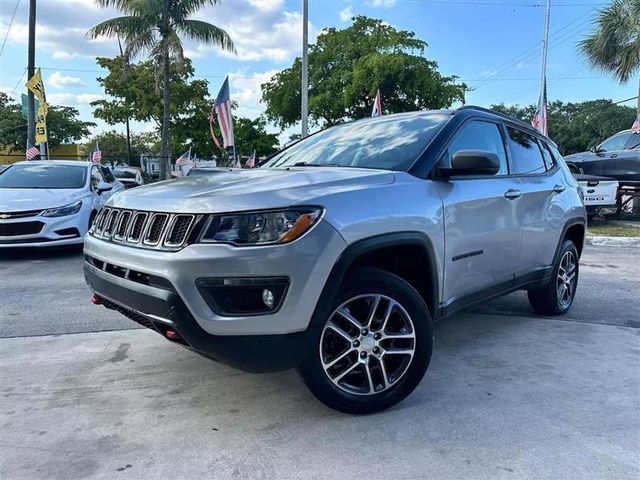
[506,127,546,175]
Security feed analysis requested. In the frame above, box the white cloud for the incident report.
[47,71,86,88]
[340,6,354,22]
[47,92,103,106]
[248,0,284,12]
[229,69,279,119]
[366,0,397,6]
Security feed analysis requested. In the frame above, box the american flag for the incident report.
[209,107,222,149]
[91,143,102,163]
[371,89,382,117]
[632,114,640,134]
[531,79,548,136]
[175,149,191,166]
[246,150,256,168]
[26,142,39,160]
[214,77,234,148]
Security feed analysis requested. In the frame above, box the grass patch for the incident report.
[588,223,640,238]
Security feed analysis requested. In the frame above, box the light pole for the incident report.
[301,0,309,138]
[27,0,36,146]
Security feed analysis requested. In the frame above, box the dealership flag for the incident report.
[209,106,222,150]
[531,79,548,136]
[632,114,640,134]
[371,89,382,117]
[213,77,235,148]
[26,141,40,160]
[91,143,102,163]
[175,148,192,166]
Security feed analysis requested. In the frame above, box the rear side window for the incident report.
[539,140,557,170]
[441,120,508,174]
[626,132,640,150]
[101,166,116,183]
[506,127,546,175]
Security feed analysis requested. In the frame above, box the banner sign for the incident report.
[26,69,48,143]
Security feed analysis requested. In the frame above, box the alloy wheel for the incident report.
[556,250,577,308]
[319,294,416,396]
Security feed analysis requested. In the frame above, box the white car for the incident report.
[0,160,124,247]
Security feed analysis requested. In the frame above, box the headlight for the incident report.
[200,207,322,246]
[41,201,83,217]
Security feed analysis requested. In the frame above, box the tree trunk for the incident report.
[160,51,171,180]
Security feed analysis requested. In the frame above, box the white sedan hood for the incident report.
[106,167,395,213]
[0,188,85,212]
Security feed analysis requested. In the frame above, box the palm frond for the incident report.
[87,15,153,40]
[177,19,235,54]
[124,31,158,63]
[175,0,221,20]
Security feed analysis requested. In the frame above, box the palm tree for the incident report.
[579,0,640,117]
[88,0,234,179]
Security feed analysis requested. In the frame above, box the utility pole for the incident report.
[301,0,309,138]
[27,0,36,146]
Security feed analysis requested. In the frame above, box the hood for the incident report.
[107,167,395,213]
[0,188,85,212]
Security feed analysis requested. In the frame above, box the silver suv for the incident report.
[84,106,586,414]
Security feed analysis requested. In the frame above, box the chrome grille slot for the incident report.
[114,211,132,240]
[104,209,120,237]
[95,208,109,233]
[128,212,147,242]
[165,215,194,246]
[144,214,168,245]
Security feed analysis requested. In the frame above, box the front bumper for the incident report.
[0,213,85,247]
[84,262,317,372]
[83,220,347,337]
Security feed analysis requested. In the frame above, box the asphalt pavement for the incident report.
[1,243,639,479]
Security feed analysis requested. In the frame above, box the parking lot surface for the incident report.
[1,244,639,479]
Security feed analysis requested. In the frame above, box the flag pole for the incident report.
[301,0,309,138]
[538,0,550,116]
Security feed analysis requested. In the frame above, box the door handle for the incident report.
[553,184,565,194]
[504,189,523,200]
[610,154,618,158]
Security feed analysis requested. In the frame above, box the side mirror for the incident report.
[440,150,500,177]
[96,181,113,194]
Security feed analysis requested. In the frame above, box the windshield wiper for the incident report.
[292,162,341,167]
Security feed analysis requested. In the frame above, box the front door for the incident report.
[433,119,523,310]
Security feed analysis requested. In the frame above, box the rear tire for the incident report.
[297,268,433,414]
[527,239,579,315]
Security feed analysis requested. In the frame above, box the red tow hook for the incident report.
[90,294,102,305]
[165,329,180,340]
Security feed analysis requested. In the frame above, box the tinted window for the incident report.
[539,140,557,170]
[101,166,116,183]
[626,132,640,150]
[506,127,546,174]
[442,120,508,174]
[113,168,137,179]
[599,132,630,152]
[90,166,104,190]
[0,164,87,189]
[264,112,449,171]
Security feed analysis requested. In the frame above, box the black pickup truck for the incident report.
[564,130,640,187]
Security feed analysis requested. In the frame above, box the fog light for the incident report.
[262,289,275,309]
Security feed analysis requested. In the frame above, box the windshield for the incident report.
[263,112,450,171]
[113,168,137,179]
[0,164,87,189]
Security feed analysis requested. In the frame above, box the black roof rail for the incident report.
[456,104,543,136]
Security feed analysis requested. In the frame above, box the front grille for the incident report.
[144,214,168,244]
[89,207,200,251]
[0,221,45,236]
[0,209,42,219]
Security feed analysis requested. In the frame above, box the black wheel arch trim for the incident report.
[554,217,587,264]
[308,232,441,330]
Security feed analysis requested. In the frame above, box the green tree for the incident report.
[0,92,95,153]
[84,130,159,164]
[492,99,636,154]
[233,117,279,158]
[579,0,640,115]
[87,0,234,180]
[261,16,466,129]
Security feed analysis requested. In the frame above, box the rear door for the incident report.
[505,127,565,278]
[608,132,640,186]
[434,119,523,309]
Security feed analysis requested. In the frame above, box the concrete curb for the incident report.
[586,235,640,247]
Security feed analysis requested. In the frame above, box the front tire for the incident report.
[527,239,579,315]
[298,268,433,414]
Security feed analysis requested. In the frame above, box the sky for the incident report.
[0,0,636,143]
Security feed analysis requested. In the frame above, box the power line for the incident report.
[0,0,21,58]
[9,68,27,97]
